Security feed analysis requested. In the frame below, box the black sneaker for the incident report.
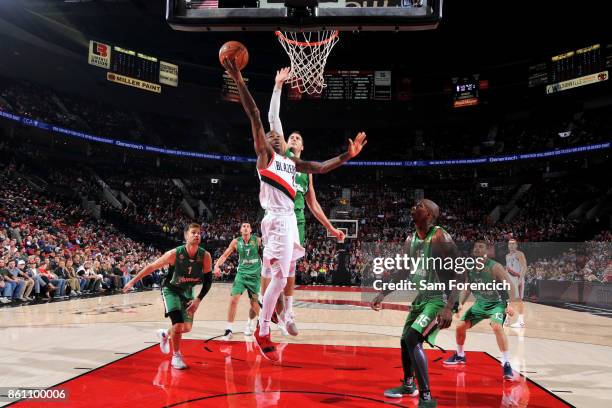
[384,379,418,398]
[443,352,466,365]
[222,329,233,341]
[418,397,438,408]
[503,362,513,380]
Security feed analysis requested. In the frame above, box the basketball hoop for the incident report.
[275,30,339,95]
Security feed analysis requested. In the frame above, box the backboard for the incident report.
[166,0,443,32]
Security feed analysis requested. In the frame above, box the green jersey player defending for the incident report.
[444,239,517,379]
[214,222,262,339]
[123,223,213,369]
[266,67,346,336]
[371,199,460,408]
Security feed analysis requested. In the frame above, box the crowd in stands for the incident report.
[1,74,610,297]
[1,75,610,162]
[0,163,162,305]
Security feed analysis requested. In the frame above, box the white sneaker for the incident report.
[285,313,299,336]
[277,320,289,336]
[171,352,188,369]
[510,321,525,328]
[0,297,9,304]
[244,322,253,336]
[157,329,170,354]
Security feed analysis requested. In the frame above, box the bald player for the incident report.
[505,239,527,328]
[371,199,461,408]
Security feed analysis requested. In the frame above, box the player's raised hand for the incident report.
[347,132,367,159]
[222,57,242,82]
[275,67,292,85]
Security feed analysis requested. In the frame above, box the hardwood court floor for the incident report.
[1,284,611,407]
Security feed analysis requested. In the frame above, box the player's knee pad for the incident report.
[168,310,184,325]
[404,328,424,349]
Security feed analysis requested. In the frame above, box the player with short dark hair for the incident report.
[223,56,366,362]
[123,223,212,369]
[444,239,517,379]
[215,222,262,339]
[264,67,346,336]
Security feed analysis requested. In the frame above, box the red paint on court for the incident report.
[11,341,571,408]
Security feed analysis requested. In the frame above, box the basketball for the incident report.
[219,41,249,70]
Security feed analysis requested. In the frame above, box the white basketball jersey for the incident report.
[257,152,296,213]
[506,252,522,277]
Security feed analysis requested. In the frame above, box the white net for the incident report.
[275,30,339,95]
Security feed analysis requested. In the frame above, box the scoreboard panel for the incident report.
[288,70,392,101]
[528,43,609,94]
[88,40,179,92]
[111,47,159,85]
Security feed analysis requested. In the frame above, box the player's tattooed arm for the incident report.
[432,228,461,329]
[222,57,273,168]
[292,132,367,174]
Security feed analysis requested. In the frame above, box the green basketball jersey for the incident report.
[165,245,206,292]
[409,225,445,299]
[467,258,502,303]
[236,234,261,276]
[286,148,308,212]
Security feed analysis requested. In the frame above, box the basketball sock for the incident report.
[226,323,233,331]
[518,314,524,323]
[285,296,294,318]
[259,271,286,337]
[457,345,465,357]
[502,351,510,364]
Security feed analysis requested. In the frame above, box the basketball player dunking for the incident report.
[505,239,527,327]
[263,67,346,337]
[371,199,460,408]
[222,57,366,362]
[214,222,262,339]
[123,223,213,369]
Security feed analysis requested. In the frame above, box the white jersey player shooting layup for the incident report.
[505,239,527,328]
[222,57,366,362]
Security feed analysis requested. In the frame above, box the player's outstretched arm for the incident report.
[122,249,175,293]
[222,57,273,168]
[305,174,345,241]
[292,132,367,174]
[268,67,290,137]
[214,239,237,277]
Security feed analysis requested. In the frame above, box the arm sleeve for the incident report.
[268,87,284,137]
[197,272,213,300]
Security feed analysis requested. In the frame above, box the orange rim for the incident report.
[275,30,339,47]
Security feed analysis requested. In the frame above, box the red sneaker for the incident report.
[253,326,280,362]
